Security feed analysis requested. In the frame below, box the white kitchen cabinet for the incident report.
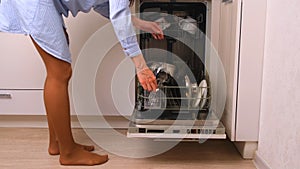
[0,34,45,89]
[217,0,266,158]
[0,33,45,115]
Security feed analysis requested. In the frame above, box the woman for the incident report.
[0,0,163,166]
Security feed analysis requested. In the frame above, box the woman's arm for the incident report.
[109,0,158,91]
[132,16,164,40]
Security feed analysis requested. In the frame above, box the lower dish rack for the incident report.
[137,85,210,111]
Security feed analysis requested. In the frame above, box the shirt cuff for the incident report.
[119,34,142,57]
[124,43,142,57]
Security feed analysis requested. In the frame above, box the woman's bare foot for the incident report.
[49,141,95,155]
[59,147,108,166]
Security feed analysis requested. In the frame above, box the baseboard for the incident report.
[253,151,272,169]
[0,115,130,129]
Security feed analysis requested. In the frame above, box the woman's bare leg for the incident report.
[34,47,94,156]
[31,38,108,165]
[47,117,95,155]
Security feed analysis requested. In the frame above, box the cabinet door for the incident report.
[218,0,242,141]
[0,90,44,115]
[0,33,45,89]
[235,0,266,141]
[219,0,267,141]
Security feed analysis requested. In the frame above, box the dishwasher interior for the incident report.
[127,1,226,140]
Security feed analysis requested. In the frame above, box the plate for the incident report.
[199,80,208,109]
[184,75,192,98]
[192,79,207,108]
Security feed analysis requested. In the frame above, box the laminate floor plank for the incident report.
[0,128,256,169]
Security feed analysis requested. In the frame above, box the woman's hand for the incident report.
[132,16,164,40]
[131,54,157,91]
[136,68,157,92]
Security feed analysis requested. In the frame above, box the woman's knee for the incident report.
[47,64,72,82]
[30,36,73,82]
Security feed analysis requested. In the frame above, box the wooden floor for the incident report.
[0,128,256,169]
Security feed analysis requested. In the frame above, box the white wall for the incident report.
[256,0,300,168]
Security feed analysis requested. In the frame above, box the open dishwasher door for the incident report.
[127,110,226,140]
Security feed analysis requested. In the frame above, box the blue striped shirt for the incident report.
[0,0,141,63]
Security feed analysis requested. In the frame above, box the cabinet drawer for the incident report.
[0,90,45,115]
[0,34,46,89]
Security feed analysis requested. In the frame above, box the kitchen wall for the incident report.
[256,0,300,168]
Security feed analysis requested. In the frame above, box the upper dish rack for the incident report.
[139,1,207,39]
[140,16,204,40]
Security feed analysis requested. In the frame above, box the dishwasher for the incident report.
[127,1,226,140]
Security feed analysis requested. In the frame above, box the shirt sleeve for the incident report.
[108,0,142,57]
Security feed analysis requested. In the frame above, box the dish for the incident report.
[184,75,192,98]
[150,62,176,77]
[178,16,198,35]
[192,79,207,108]
[155,17,171,30]
[199,80,208,109]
